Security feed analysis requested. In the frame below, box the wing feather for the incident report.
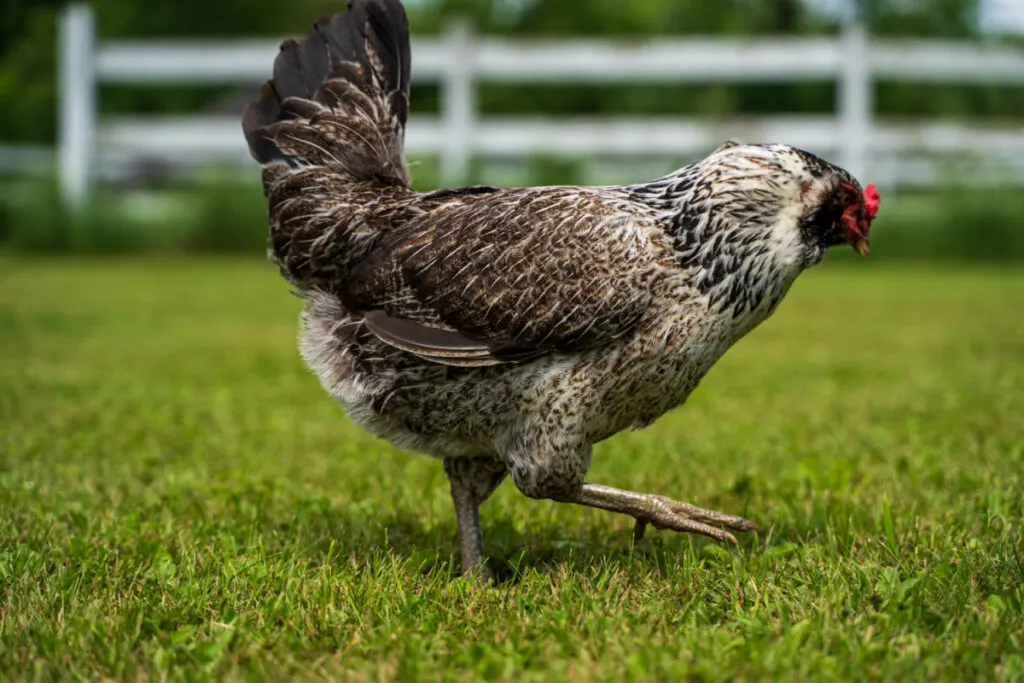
[346,187,665,366]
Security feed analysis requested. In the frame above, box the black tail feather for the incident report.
[242,0,411,184]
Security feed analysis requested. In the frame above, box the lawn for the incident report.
[1,256,1022,681]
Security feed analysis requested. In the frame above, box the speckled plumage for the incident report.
[243,0,879,578]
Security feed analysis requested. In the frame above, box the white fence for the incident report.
[54,3,1024,205]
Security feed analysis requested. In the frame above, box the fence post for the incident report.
[441,19,476,186]
[58,4,97,208]
[838,20,872,182]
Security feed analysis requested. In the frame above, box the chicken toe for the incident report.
[576,483,758,545]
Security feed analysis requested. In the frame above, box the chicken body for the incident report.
[298,180,802,479]
[243,0,878,578]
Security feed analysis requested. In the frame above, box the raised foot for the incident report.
[631,495,759,545]
[575,483,758,546]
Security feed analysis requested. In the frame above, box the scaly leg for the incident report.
[443,456,508,580]
[573,483,758,544]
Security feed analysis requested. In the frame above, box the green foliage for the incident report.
[1,260,1022,679]
[411,0,1024,122]
[412,0,844,35]
[0,3,62,144]
[0,0,336,144]
[871,188,1024,261]
[526,154,586,187]
[176,172,270,253]
[0,179,161,253]
[2,171,1024,260]
[0,173,267,254]
[865,0,979,37]
[3,0,1021,146]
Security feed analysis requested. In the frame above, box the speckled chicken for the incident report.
[243,0,880,578]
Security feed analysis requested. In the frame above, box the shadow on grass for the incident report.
[278,502,822,585]
[225,475,837,586]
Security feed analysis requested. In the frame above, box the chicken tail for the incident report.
[242,0,411,188]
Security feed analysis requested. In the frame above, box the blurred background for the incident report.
[0,0,1022,258]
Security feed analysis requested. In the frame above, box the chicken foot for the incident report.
[572,482,758,545]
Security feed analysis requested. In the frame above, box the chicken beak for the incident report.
[852,237,870,259]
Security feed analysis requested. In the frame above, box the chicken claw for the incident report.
[574,483,758,545]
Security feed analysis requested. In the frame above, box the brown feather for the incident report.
[342,188,661,363]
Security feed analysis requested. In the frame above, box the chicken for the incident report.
[242,0,880,579]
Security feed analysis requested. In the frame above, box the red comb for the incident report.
[864,184,880,221]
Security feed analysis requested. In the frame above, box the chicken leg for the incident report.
[572,483,758,544]
[443,456,507,580]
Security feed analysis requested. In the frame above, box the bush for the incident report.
[867,187,1024,262]
[2,168,1023,261]
[1,180,159,253]
[0,172,268,255]
[178,171,269,253]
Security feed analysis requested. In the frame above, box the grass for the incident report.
[0,256,1022,681]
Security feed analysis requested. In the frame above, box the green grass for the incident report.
[1,257,1022,681]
